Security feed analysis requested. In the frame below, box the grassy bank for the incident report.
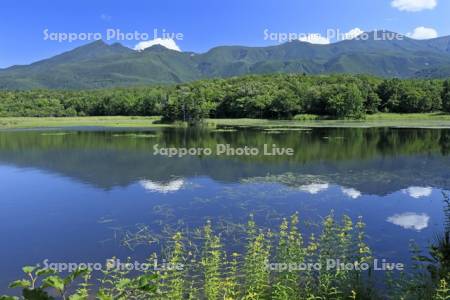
[0,116,168,130]
[209,113,450,129]
[2,113,450,130]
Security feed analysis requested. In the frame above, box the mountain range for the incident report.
[1,30,450,90]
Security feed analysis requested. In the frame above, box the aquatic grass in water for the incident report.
[2,211,449,300]
[112,133,157,138]
[1,127,450,298]
[210,129,238,133]
[40,133,73,136]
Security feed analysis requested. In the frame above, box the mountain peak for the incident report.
[28,39,133,67]
[134,38,181,52]
[75,40,132,52]
[83,39,108,48]
[2,30,450,89]
[141,44,176,53]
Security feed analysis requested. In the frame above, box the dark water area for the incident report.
[0,127,449,292]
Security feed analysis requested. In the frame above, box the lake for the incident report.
[0,127,449,293]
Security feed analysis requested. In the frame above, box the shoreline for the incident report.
[2,114,450,130]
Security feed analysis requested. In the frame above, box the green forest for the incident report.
[1,74,450,122]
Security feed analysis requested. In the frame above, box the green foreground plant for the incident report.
[1,209,449,300]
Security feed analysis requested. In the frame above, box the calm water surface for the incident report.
[0,127,449,292]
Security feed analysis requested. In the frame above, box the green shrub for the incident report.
[1,210,448,299]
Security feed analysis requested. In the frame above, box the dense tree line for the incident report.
[1,74,449,121]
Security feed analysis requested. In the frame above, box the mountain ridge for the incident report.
[1,30,450,89]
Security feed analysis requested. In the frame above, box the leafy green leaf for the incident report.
[22,266,37,274]
[64,268,90,286]
[68,293,87,300]
[22,288,54,300]
[0,296,19,300]
[35,269,56,277]
[42,276,65,292]
[96,289,113,300]
[8,280,31,289]
[116,278,131,290]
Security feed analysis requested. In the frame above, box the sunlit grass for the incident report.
[0,116,167,129]
[2,113,450,130]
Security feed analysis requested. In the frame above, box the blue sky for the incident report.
[1,0,449,68]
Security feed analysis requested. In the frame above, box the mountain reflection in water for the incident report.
[0,127,448,293]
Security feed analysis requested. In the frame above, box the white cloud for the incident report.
[387,212,430,231]
[402,186,433,198]
[391,0,437,12]
[343,28,364,40]
[299,34,330,45]
[299,183,329,194]
[134,38,181,52]
[341,187,362,199]
[139,179,184,193]
[408,27,438,39]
